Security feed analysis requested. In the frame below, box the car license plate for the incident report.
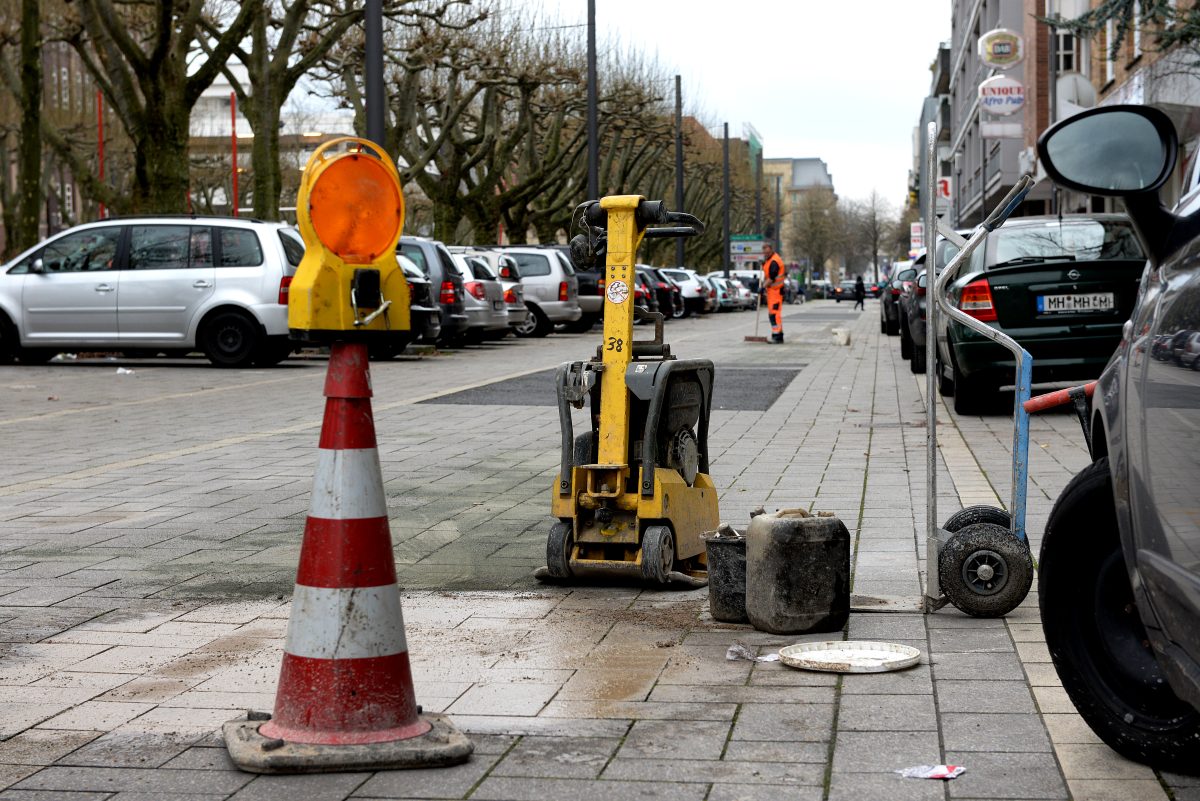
[1037,292,1114,314]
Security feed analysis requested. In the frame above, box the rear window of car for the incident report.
[514,253,551,277]
[215,227,264,267]
[468,259,496,280]
[661,270,689,282]
[983,219,1144,269]
[554,251,575,277]
[399,244,430,276]
[278,229,304,267]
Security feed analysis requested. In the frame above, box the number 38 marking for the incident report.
[606,337,624,352]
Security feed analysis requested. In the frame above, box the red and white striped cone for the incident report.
[224,343,472,773]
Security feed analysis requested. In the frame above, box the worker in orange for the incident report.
[762,243,786,344]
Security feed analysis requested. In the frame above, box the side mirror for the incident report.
[29,258,44,274]
[1037,104,1177,195]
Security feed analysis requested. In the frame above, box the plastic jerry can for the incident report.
[745,509,849,634]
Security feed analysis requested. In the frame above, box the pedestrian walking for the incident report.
[853,275,866,311]
[762,244,786,343]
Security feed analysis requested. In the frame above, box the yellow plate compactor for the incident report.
[545,196,718,585]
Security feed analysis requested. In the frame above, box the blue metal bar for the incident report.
[1010,349,1033,545]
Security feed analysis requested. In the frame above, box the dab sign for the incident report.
[979,28,1024,70]
[979,75,1025,116]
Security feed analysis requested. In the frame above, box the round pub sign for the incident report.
[979,28,1024,70]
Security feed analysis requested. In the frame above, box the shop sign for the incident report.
[979,28,1024,70]
[979,75,1026,116]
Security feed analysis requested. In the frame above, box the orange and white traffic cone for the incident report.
[224,343,472,773]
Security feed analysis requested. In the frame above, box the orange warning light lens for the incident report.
[308,153,403,264]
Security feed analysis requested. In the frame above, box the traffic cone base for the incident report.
[224,343,471,773]
[224,712,472,775]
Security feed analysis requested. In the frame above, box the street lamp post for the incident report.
[674,75,685,267]
[722,123,730,278]
[587,0,599,200]
[365,0,385,148]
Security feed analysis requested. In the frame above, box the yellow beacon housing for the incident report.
[289,137,410,343]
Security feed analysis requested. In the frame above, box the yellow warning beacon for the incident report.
[289,137,410,344]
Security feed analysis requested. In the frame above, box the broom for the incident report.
[745,294,768,343]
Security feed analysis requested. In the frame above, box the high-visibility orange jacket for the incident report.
[763,253,786,291]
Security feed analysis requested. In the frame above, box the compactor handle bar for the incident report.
[583,199,705,238]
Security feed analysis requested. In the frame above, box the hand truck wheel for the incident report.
[938,522,1033,618]
[943,505,1011,533]
[546,520,573,579]
[640,525,675,584]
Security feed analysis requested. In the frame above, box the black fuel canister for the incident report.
[745,510,850,634]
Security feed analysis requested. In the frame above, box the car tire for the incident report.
[0,315,17,364]
[1040,457,1200,769]
[885,315,900,336]
[17,348,56,365]
[937,354,955,396]
[254,338,296,367]
[880,314,887,334]
[1192,355,1200,371]
[899,316,912,359]
[910,338,927,373]
[513,305,543,338]
[368,335,412,361]
[564,315,597,334]
[201,310,260,368]
[952,362,994,415]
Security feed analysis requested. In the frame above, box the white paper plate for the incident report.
[778,640,921,674]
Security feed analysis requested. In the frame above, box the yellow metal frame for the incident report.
[551,195,718,578]
[289,137,410,340]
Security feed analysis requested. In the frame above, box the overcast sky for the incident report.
[535,0,952,208]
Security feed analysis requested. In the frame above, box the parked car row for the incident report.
[0,216,795,367]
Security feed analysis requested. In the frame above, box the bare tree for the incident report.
[0,0,43,252]
[843,190,894,281]
[789,188,843,283]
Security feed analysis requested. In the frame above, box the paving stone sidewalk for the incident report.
[0,301,1192,800]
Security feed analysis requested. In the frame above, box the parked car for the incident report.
[368,255,442,360]
[696,275,720,313]
[448,248,526,334]
[0,216,302,367]
[398,236,468,345]
[633,270,658,317]
[637,266,682,319]
[1034,102,1200,768]
[1176,331,1200,370]
[659,268,709,316]
[881,262,916,335]
[933,213,1145,414]
[869,280,885,299]
[809,279,834,300]
[447,252,510,342]
[706,274,739,311]
[832,279,858,302]
[899,270,933,374]
[505,247,582,337]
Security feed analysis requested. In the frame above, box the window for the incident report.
[216,227,264,267]
[1056,32,1079,73]
[435,246,458,279]
[468,258,496,280]
[278,229,304,267]
[25,227,121,274]
[399,244,430,276]
[129,226,196,270]
[512,252,551,277]
[190,228,214,269]
[555,251,575,276]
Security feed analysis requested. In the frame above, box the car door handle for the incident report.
[192,280,213,289]
[95,284,114,293]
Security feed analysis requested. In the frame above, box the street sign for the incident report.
[729,238,767,267]
[979,29,1024,70]
[979,75,1025,116]
[910,222,924,252]
[937,178,952,201]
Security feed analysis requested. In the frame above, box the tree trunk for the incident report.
[135,99,193,213]
[15,0,42,251]
[249,99,282,219]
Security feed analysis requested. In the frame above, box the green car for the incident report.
[934,214,1145,414]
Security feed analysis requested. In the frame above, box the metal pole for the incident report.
[754,149,762,237]
[230,92,239,217]
[586,0,599,200]
[96,89,105,220]
[365,0,385,148]
[722,123,730,278]
[674,74,685,267]
[980,114,987,223]
[924,120,940,610]
[1048,14,1059,215]
[774,175,781,252]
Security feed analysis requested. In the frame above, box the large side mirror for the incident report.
[1037,104,1177,195]
[29,258,44,274]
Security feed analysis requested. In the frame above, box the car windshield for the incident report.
[971,219,1144,270]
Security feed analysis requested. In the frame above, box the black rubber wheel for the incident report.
[254,338,296,367]
[573,431,596,466]
[910,338,927,373]
[201,311,259,368]
[1192,357,1200,372]
[17,349,56,365]
[938,522,1033,617]
[368,334,413,361]
[944,505,1011,533]
[899,316,912,359]
[885,316,899,336]
[564,315,598,334]
[1040,457,1200,770]
[546,520,573,579]
[640,525,675,584]
[514,304,551,338]
[880,313,887,334]
[952,363,994,415]
[937,354,955,396]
